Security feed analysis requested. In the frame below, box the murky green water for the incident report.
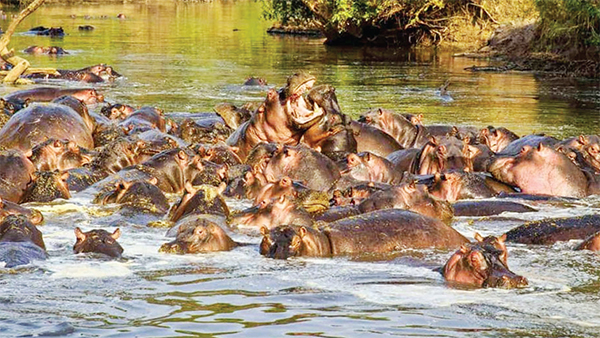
[1,1,600,337]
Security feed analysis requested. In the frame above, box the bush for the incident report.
[534,0,599,52]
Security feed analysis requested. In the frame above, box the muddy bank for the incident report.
[462,23,599,78]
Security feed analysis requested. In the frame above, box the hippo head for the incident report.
[417,135,479,175]
[73,227,123,258]
[478,126,519,153]
[442,239,527,289]
[159,219,236,254]
[0,214,46,250]
[284,71,316,98]
[260,225,331,259]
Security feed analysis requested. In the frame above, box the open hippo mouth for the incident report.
[285,94,324,127]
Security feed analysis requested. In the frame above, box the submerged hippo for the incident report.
[73,227,124,258]
[260,209,468,259]
[0,215,47,268]
[504,214,600,245]
[3,87,104,106]
[20,170,71,203]
[0,103,94,151]
[442,236,528,289]
[160,216,238,254]
[0,197,43,225]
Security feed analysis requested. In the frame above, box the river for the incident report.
[0,1,600,337]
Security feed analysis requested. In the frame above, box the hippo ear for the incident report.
[23,148,33,158]
[53,139,63,148]
[474,232,484,243]
[498,233,507,243]
[60,172,69,181]
[429,136,438,145]
[347,153,360,166]
[258,199,269,209]
[299,226,307,238]
[260,226,270,237]
[74,227,86,241]
[111,228,121,240]
[578,135,589,145]
[0,196,3,207]
[177,150,188,161]
[459,244,469,254]
[537,143,545,151]
[280,177,292,187]
[147,176,158,186]
[364,152,372,162]
[377,108,384,116]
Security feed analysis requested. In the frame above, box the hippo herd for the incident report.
[0,68,599,290]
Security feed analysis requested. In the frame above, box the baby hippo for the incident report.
[73,227,123,258]
[159,216,238,254]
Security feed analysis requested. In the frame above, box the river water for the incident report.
[1,1,600,337]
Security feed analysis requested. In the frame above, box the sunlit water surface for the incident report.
[0,1,599,337]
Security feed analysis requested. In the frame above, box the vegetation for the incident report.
[262,0,536,46]
[534,0,600,57]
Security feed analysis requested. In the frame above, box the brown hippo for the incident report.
[0,150,35,203]
[260,209,468,259]
[119,106,167,134]
[0,103,94,151]
[359,108,429,148]
[94,179,169,215]
[0,215,47,268]
[229,195,314,231]
[213,102,253,130]
[427,170,517,202]
[24,45,69,55]
[73,227,124,258]
[504,214,600,245]
[414,135,480,175]
[478,126,519,153]
[0,197,43,225]
[262,144,341,192]
[20,171,71,203]
[3,87,104,106]
[29,139,92,172]
[488,143,589,198]
[357,182,454,224]
[341,152,404,185]
[51,95,95,132]
[160,216,238,254]
[442,238,528,289]
[100,103,136,120]
[575,231,600,251]
[168,183,229,223]
[452,200,537,217]
[349,121,404,157]
[495,134,559,156]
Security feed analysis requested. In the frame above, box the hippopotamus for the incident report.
[495,134,559,156]
[168,183,229,222]
[94,179,169,215]
[73,227,123,258]
[314,205,362,223]
[88,137,146,175]
[132,148,197,194]
[25,69,104,83]
[452,200,537,217]
[119,106,167,134]
[0,215,47,268]
[413,135,480,175]
[427,170,517,202]
[260,209,468,259]
[3,87,104,105]
[23,46,69,55]
[227,87,324,161]
[80,64,122,79]
[213,102,254,130]
[359,108,429,148]
[357,182,454,224]
[575,231,600,251]
[478,126,519,153]
[29,139,92,172]
[189,159,229,187]
[243,77,267,86]
[341,152,404,185]
[504,214,600,245]
[229,195,314,231]
[0,197,43,225]
[100,103,136,120]
[441,236,528,289]
[349,121,404,157]
[135,129,187,155]
[263,144,340,191]
[28,26,65,37]
[20,170,71,203]
[193,144,242,167]
[488,143,589,198]
[0,103,94,151]
[160,215,238,254]
[174,118,231,144]
[330,181,390,206]
[52,95,95,132]
[0,150,35,203]
[557,135,600,174]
